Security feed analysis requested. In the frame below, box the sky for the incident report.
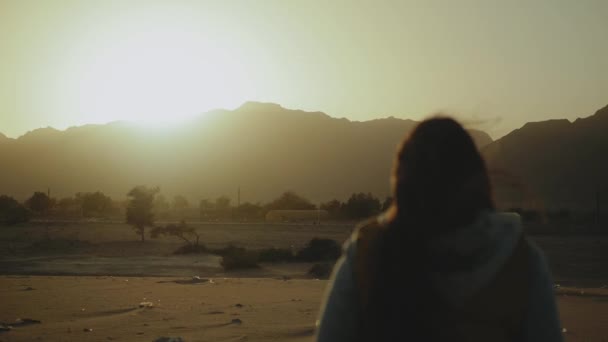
[1,0,607,139]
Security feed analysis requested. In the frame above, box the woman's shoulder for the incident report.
[347,215,388,255]
[523,237,553,281]
[353,214,390,241]
[523,237,548,265]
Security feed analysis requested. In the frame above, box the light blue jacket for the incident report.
[316,212,564,342]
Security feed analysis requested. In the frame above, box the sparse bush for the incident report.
[296,238,341,262]
[152,220,206,254]
[76,191,113,217]
[151,221,201,244]
[258,247,294,262]
[308,263,334,279]
[211,245,260,270]
[220,246,259,270]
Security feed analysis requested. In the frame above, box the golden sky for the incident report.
[1,0,607,138]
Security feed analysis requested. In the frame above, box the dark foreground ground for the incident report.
[1,276,608,342]
[0,222,607,341]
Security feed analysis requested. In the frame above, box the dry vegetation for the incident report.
[2,221,608,285]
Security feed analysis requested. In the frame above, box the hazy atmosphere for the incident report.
[2,0,607,138]
[1,1,607,341]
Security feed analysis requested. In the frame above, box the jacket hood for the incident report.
[428,211,523,306]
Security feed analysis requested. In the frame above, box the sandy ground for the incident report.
[0,276,325,342]
[2,223,608,341]
[0,277,607,342]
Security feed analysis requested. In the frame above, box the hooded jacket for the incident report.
[316,211,563,342]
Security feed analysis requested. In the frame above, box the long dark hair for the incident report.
[363,117,494,340]
[389,116,494,228]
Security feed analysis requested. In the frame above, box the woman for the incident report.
[316,117,563,341]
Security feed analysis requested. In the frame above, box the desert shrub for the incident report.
[151,221,199,243]
[212,245,260,270]
[296,238,341,262]
[220,247,259,270]
[258,247,294,262]
[308,263,334,279]
[173,244,208,255]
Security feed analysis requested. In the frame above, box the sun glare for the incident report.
[62,7,255,124]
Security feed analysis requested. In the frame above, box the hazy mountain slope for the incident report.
[0,102,492,203]
[483,105,608,211]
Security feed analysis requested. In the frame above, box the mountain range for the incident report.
[1,102,606,212]
[483,104,608,211]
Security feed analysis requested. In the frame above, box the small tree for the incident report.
[126,186,159,242]
[320,199,342,219]
[25,192,53,215]
[266,191,316,210]
[76,191,113,217]
[341,192,381,219]
[0,195,31,225]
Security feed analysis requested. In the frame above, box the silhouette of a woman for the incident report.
[316,117,563,342]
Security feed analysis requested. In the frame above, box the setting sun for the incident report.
[1,1,608,341]
[61,6,258,124]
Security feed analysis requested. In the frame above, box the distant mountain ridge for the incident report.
[3,102,607,212]
[482,104,608,211]
[0,102,491,203]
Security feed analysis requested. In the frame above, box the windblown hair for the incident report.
[389,116,494,229]
[363,117,495,341]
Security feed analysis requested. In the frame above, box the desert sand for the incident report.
[0,276,607,342]
[2,223,608,341]
[0,276,325,342]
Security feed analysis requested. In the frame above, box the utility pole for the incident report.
[46,187,51,239]
[597,191,601,224]
[237,186,241,208]
[317,202,321,225]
